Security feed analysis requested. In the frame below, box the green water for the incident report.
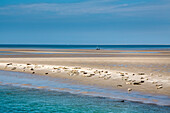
[0,85,170,113]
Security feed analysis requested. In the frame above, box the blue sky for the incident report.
[0,0,170,44]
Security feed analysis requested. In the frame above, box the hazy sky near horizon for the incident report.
[0,0,170,44]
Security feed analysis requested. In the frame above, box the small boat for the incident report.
[96,47,100,50]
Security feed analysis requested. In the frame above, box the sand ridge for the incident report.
[0,49,170,96]
[0,61,169,96]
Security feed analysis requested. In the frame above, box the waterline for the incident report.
[0,70,169,106]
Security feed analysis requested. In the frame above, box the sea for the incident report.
[0,70,170,113]
[0,44,170,50]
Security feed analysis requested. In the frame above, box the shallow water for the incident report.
[0,50,160,56]
[0,70,170,112]
[119,52,160,53]
[1,85,170,113]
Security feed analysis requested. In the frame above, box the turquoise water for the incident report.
[0,85,170,113]
[0,44,170,50]
[0,70,170,112]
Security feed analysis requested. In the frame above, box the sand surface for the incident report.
[0,49,170,96]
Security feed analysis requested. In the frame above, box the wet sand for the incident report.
[0,49,170,96]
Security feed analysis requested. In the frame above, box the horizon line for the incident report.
[0,44,170,46]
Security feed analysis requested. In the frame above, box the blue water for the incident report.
[0,44,170,50]
[0,70,170,112]
[0,51,27,55]
[0,85,170,113]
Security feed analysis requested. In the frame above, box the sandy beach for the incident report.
[0,49,170,97]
